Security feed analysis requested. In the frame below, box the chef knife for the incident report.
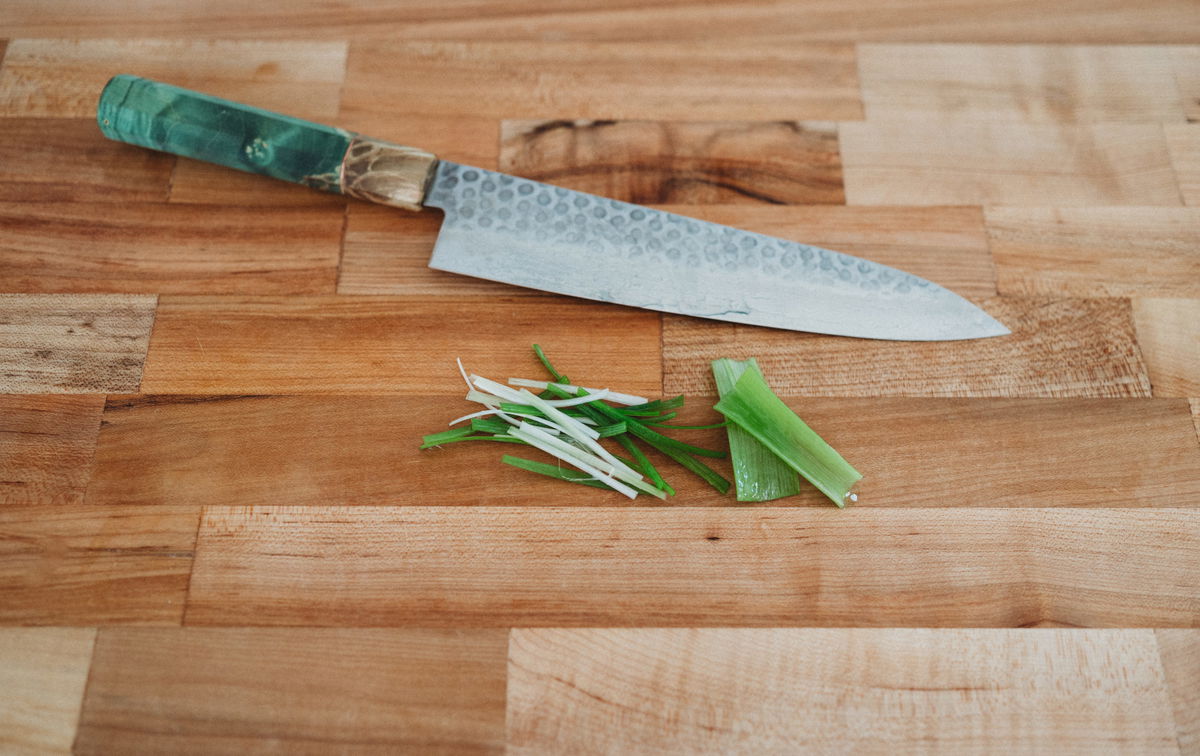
[96,75,1007,340]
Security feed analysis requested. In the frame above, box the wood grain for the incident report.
[840,121,1182,206]
[168,159,348,206]
[499,120,843,205]
[1193,399,1200,445]
[1166,124,1200,206]
[339,204,997,298]
[1172,47,1200,122]
[85,396,1200,509]
[0,503,196,624]
[341,40,862,122]
[75,628,507,755]
[0,294,156,393]
[0,39,348,118]
[1,1,1196,42]
[0,202,343,294]
[663,298,1150,397]
[0,118,173,203]
[1132,298,1200,396]
[0,628,95,755]
[1156,629,1200,754]
[987,207,1200,297]
[0,395,102,507]
[508,628,1179,754]
[139,296,662,395]
[858,44,1186,122]
[337,112,501,171]
[186,506,1200,627]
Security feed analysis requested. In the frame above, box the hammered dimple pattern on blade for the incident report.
[424,162,1008,340]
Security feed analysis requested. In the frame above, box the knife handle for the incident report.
[96,74,438,211]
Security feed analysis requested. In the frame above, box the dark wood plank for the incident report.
[663,298,1150,397]
[499,120,843,205]
[342,40,862,122]
[0,628,95,754]
[168,159,348,206]
[85,396,1200,509]
[987,207,1200,297]
[0,503,197,624]
[0,294,157,393]
[1156,629,1200,754]
[508,629,1179,754]
[186,506,1200,627]
[0,118,172,203]
[139,296,662,395]
[0,395,102,506]
[75,628,507,755]
[0,39,348,119]
[0,202,342,294]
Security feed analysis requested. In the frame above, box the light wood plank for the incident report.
[340,204,996,297]
[663,298,1149,397]
[1166,124,1200,206]
[1192,399,1200,445]
[86,396,1200,509]
[342,40,862,122]
[0,628,96,755]
[840,121,1181,206]
[0,39,347,119]
[0,1,1196,42]
[139,296,662,395]
[0,294,156,393]
[1157,629,1200,754]
[0,118,172,202]
[1132,298,1200,396]
[75,628,506,755]
[987,207,1200,297]
[508,629,1179,754]
[0,395,102,506]
[0,202,342,294]
[1171,47,1200,122]
[186,507,1200,627]
[499,120,843,204]
[0,503,197,624]
[859,44,1185,122]
[167,159,348,206]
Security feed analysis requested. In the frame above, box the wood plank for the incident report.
[0,1,1196,42]
[662,298,1149,397]
[86,396,1200,509]
[498,120,843,205]
[0,503,196,624]
[987,207,1200,297]
[167,159,348,206]
[1193,399,1200,445]
[1166,124,1199,206]
[339,204,996,297]
[0,395,102,506]
[186,507,1200,627]
[0,628,96,755]
[0,294,156,393]
[840,121,1181,206]
[858,44,1185,122]
[0,202,343,294]
[139,297,662,395]
[75,628,506,755]
[1157,629,1200,754]
[342,40,862,122]
[508,629,1179,754]
[1172,47,1200,122]
[0,118,173,202]
[0,39,347,119]
[1132,298,1200,396]
[337,112,501,171]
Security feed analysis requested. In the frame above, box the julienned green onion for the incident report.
[713,362,861,507]
[420,345,729,499]
[712,358,803,503]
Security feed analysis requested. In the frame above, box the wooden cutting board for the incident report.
[0,7,1198,753]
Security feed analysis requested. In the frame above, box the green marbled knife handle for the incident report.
[97,74,438,210]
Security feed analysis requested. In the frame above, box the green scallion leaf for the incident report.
[712,358,803,503]
[502,455,611,489]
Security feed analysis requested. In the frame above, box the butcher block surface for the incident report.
[1,4,1199,753]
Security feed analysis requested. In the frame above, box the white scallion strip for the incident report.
[470,375,527,404]
[515,388,601,441]
[465,387,597,425]
[456,357,472,391]
[540,388,610,407]
[507,428,637,499]
[448,408,561,433]
[509,378,647,406]
[515,424,666,500]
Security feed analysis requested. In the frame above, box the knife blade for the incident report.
[96,75,1008,341]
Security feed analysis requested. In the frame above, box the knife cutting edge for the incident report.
[96,74,1008,341]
